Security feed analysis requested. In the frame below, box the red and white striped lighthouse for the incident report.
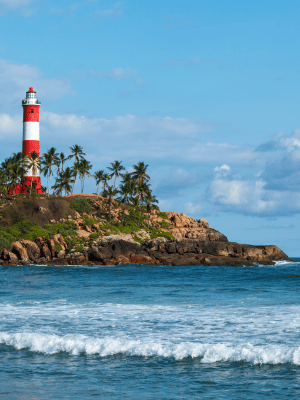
[20,87,43,194]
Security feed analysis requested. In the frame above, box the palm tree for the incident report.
[117,181,134,225]
[52,167,74,196]
[145,192,158,228]
[8,163,26,195]
[69,144,85,163]
[103,185,119,223]
[131,161,150,185]
[93,169,105,194]
[0,169,8,196]
[130,196,140,232]
[71,161,81,194]
[40,147,59,194]
[58,152,70,174]
[107,160,125,188]
[23,151,41,195]
[78,159,92,194]
[102,172,111,193]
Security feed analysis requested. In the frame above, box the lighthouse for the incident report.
[20,87,43,194]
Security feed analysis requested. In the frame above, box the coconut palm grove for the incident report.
[0,144,160,231]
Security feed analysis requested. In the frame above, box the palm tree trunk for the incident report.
[109,198,112,223]
[72,175,77,194]
[132,212,136,232]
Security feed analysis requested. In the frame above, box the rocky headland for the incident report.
[0,196,289,267]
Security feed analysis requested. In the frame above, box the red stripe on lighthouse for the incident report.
[23,105,40,122]
[22,140,40,157]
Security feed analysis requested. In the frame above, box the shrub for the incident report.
[55,243,62,252]
[0,221,49,242]
[75,245,84,252]
[157,212,169,220]
[0,235,12,252]
[161,221,170,229]
[149,227,174,240]
[45,221,77,237]
[83,217,96,226]
[70,198,92,214]
[23,226,50,241]
[89,232,102,240]
[133,237,143,244]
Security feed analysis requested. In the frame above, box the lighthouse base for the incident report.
[9,177,43,195]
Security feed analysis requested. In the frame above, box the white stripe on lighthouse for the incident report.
[23,122,39,141]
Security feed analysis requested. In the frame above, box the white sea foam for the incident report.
[1,331,300,364]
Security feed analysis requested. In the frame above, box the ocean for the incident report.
[1,261,300,399]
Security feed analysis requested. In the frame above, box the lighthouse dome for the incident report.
[22,87,40,105]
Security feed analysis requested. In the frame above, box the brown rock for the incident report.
[21,240,41,261]
[8,252,19,264]
[47,239,56,257]
[41,243,51,260]
[11,241,29,262]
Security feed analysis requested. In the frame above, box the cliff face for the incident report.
[0,197,290,266]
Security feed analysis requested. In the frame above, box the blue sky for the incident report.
[1,0,300,255]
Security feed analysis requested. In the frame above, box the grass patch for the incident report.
[133,237,143,244]
[44,221,77,237]
[0,221,50,242]
[89,232,102,240]
[83,217,96,226]
[75,245,84,252]
[157,212,169,220]
[149,227,174,240]
[161,221,170,229]
[55,243,62,252]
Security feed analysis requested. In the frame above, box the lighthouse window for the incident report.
[30,109,34,113]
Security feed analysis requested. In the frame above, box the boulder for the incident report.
[11,241,29,262]
[20,240,41,261]
[41,243,52,260]
[47,239,56,257]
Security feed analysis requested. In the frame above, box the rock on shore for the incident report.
[0,232,289,267]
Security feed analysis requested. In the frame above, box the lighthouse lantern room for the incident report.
[11,87,43,194]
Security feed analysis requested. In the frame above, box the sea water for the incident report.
[1,261,300,399]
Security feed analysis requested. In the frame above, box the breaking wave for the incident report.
[1,331,300,365]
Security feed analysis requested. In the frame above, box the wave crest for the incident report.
[1,332,300,364]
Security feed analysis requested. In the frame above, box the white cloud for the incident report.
[0,113,20,137]
[185,201,202,215]
[214,164,231,178]
[0,59,73,112]
[208,171,300,216]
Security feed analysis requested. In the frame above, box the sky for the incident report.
[0,0,300,255]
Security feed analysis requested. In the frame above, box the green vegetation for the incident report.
[44,221,77,237]
[75,245,84,252]
[0,236,12,252]
[161,221,171,229]
[157,212,169,220]
[55,243,62,252]
[70,198,92,214]
[148,227,175,240]
[0,221,50,242]
[89,232,102,240]
[82,217,96,226]
[133,237,143,244]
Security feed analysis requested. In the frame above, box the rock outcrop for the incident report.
[0,235,290,267]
